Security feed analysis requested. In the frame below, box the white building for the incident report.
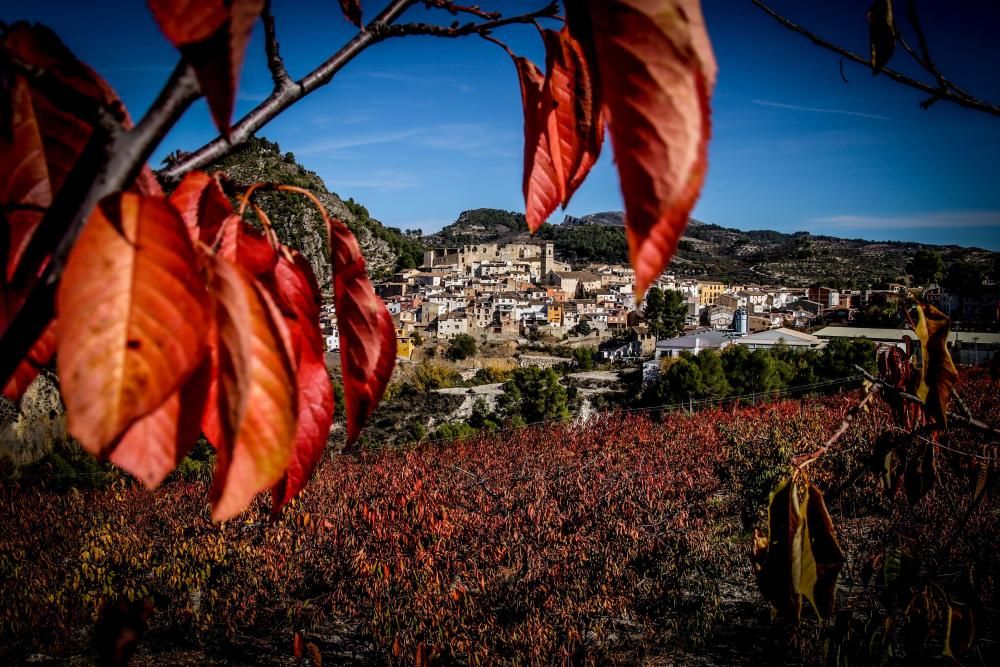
[731,327,824,351]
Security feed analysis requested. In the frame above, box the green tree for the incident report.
[744,350,786,396]
[408,364,461,391]
[573,346,597,371]
[818,338,876,380]
[695,350,730,399]
[498,367,569,424]
[906,249,945,286]
[571,321,592,337]
[721,347,786,397]
[643,287,688,339]
[467,366,510,385]
[467,398,498,431]
[432,422,477,440]
[641,356,703,407]
[446,334,477,361]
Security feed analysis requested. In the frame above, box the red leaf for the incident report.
[338,0,363,28]
[512,55,562,233]
[2,22,147,282]
[0,73,52,283]
[217,214,279,278]
[110,357,211,488]
[2,22,134,193]
[541,27,604,208]
[571,0,716,297]
[205,255,298,521]
[270,252,334,512]
[56,193,211,457]
[168,170,232,244]
[147,0,265,134]
[201,215,280,448]
[326,216,395,445]
[1,320,56,400]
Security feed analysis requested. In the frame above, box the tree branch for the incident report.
[750,0,1000,117]
[0,62,200,389]
[160,0,417,182]
[160,0,560,182]
[1,0,558,388]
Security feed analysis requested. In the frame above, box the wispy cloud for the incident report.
[364,70,474,93]
[292,123,513,157]
[415,123,517,157]
[329,169,421,192]
[752,99,891,121]
[811,211,1000,230]
[293,128,426,154]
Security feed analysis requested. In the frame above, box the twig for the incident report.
[855,365,1000,437]
[450,464,500,499]
[261,0,293,90]
[160,0,416,181]
[750,0,1000,117]
[793,383,879,468]
[422,0,501,21]
[380,2,559,40]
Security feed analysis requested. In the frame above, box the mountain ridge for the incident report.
[423,208,998,287]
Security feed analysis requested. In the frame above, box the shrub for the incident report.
[445,334,477,361]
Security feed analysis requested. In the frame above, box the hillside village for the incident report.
[318,236,1000,377]
[196,139,999,380]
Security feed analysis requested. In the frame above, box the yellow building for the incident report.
[396,334,414,360]
[546,303,563,326]
[697,280,725,305]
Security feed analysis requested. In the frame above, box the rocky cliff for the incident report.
[202,137,422,285]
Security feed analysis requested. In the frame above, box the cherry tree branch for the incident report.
[750,0,1000,117]
[161,0,558,184]
[0,0,559,389]
[160,0,416,181]
[793,383,879,469]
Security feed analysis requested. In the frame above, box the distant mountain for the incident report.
[423,208,527,246]
[562,211,707,229]
[424,207,997,287]
[181,137,424,282]
[562,211,624,227]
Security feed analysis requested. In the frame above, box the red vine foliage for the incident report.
[752,303,1000,661]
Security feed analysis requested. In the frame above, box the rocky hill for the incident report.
[193,137,424,286]
[562,211,625,227]
[423,208,527,246]
[424,207,997,287]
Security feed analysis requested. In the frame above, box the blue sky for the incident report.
[5,1,1000,249]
